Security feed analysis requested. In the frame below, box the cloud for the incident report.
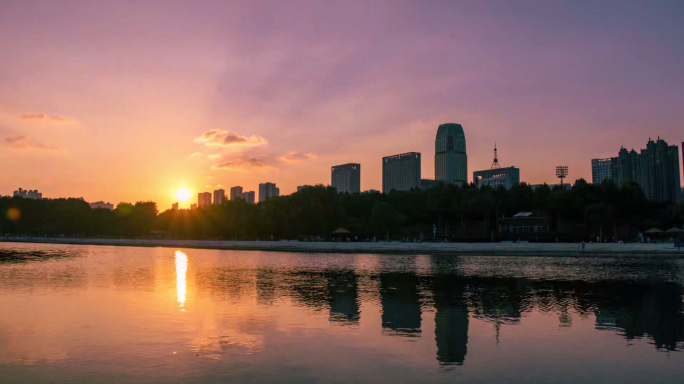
[279,151,317,163]
[205,184,223,188]
[212,156,273,172]
[194,129,267,149]
[19,114,74,123]
[3,136,60,151]
[189,153,223,160]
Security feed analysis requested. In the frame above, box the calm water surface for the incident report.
[1,242,684,383]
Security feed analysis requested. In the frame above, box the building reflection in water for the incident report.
[379,272,422,337]
[175,250,187,310]
[327,271,360,324]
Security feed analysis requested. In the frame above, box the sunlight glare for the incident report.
[176,188,191,202]
[175,251,187,309]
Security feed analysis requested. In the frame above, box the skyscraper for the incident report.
[213,189,225,205]
[259,182,279,202]
[331,163,361,194]
[382,152,421,193]
[230,186,243,200]
[435,123,467,186]
[591,138,681,202]
[243,191,255,204]
[198,192,211,207]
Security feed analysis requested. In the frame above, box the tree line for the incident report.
[1,179,683,241]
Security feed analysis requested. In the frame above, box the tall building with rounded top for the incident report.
[435,123,467,185]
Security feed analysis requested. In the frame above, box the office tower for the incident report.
[590,138,681,202]
[190,203,197,210]
[331,163,361,194]
[382,152,421,193]
[172,202,179,210]
[230,186,243,200]
[243,191,255,204]
[297,185,313,192]
[258,182,279,202]
[213,189,225,205]
[198,192,212,207]
[473,144,520,190]
[435,123,467,186]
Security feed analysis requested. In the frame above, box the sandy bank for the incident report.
[2,237,684,256]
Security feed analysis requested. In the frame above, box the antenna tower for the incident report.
[491,142,500,169]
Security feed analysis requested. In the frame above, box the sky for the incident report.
[0,0,682,210]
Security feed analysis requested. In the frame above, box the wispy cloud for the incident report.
[194,129,267,149]
[3,135,61,151]
[207,153,223,160]
[205,184,223,188]
[190,152,203,158]
[212,156,273,172]
[19,113,74,123]
[279,151,317,163]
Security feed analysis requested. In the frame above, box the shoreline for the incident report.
[1,237,683,257]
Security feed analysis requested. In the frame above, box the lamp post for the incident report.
[556,166,569,187]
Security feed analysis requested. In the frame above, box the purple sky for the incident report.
[1,0,682,209]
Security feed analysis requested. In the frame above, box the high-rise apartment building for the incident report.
[591,138,681,202]
[89,201,114,210]
[258,182,279,202]
[213,189,225,205]
[13,188,42,199]
[198,192,212,207]
[172,202,179,210]
[243,191,255,204]
[435,123,467,186]
[591,158,614,184]
[230,186,243,200]
[331,163,361,194]
[382,152,421,193]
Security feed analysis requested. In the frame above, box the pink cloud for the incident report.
[194,129,267,149]
[3,135,61,151]
[279,151,317,163]
[212,156,272,172]
[19,113,74,123]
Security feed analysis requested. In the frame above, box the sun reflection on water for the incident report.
[175,251,187,310]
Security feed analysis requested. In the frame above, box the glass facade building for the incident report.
[382,152,421,193]
[435,123,467,185]
[331,163,361,194]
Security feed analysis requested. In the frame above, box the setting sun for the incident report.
[176,188,191,202]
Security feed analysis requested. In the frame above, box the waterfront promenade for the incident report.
[1,237,683,256]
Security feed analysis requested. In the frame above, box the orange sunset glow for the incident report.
[1,2,681,210]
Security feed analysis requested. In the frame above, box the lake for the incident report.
[1,242,683,383]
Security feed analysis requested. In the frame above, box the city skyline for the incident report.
[1,1,683,210]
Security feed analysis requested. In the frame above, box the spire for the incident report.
[491,142,500,169]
